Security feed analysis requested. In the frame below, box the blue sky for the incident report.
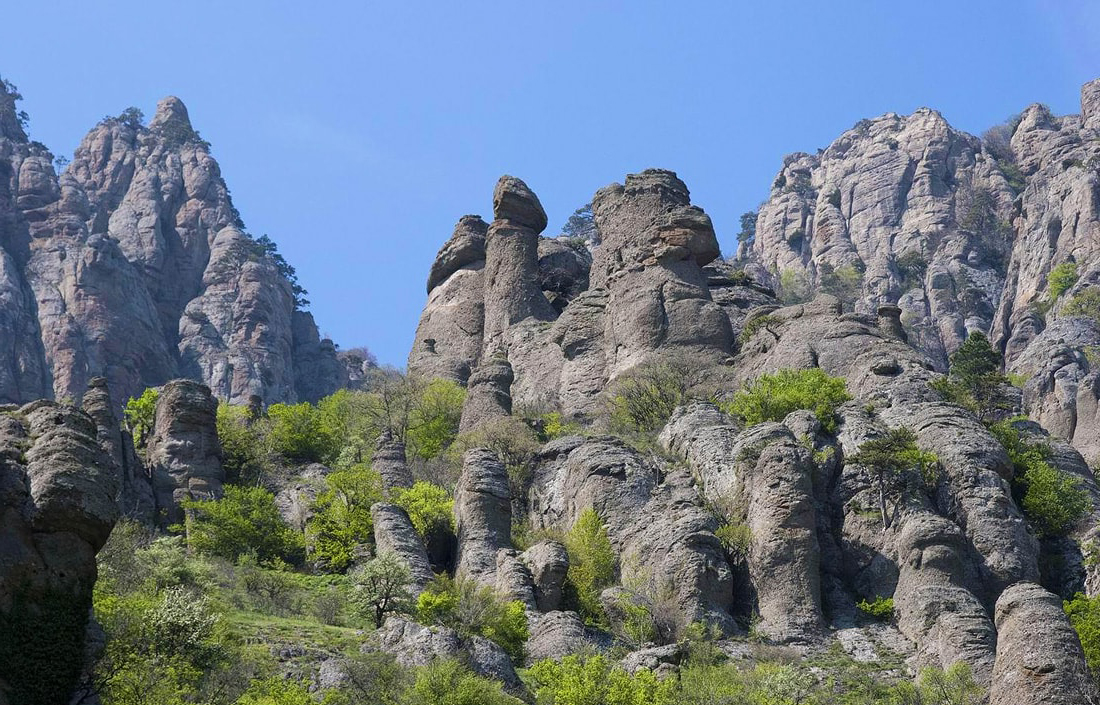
[2,1,1098,365]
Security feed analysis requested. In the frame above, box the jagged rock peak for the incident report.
[621,168,691,204]
[492,175,547,232]
[1084,77,1100,131]
[426,214,488,293]
[149,95,192,131]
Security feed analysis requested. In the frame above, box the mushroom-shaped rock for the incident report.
[990,582,1098,705]
[493,175,548,232]
[427,215,488,294]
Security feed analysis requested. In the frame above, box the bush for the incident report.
[1064,287,1100,324]
[306,464,384,571]
[856,596,894,621]
[1065,592,1100,679]
[739,314,781,345]
[124,386,160,448]
[182,486,304,564]
[528,654,675,705]
[1048,261,1078,300]
[608,355,723,435]
[779,269,811,304]
[415,575,528,662]
[714,521,752,560]
[895,251,927,288]
[267,401,339,463]
[350,553,413,627]
[818,262,864,307]
[391,481,453,540]
[724,368,851,432]
[405,658,522,705]
[234,677,313,705]
[564,509,617,625]
[988,421,1092,537]
[931,331,1013,421]
[406,379,465,462]
[216,404,269,484]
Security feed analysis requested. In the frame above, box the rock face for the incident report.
[453,449,513,586]
[0,402,118,705]
[373,432,414,496]
[146,379,223,527]
[82,376,154,522]
[458,357,514,433]
[522,540,569,612]
[371,503,434,593]
[0,84,344,407]
[990,582,1098,705]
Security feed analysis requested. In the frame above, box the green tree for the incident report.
[216,404,269,484]
[306,464,384,571]
[561,203,597,244]
[234,677,313,705]
[608,355,722,435]
[737,211,758,244]
[724,368,851,432]
[415,575,529,662]
[350,553,413,627]
[1048,261,1079,300]
[847,427,938,530]
[405,659,522,705]
[528,654,675,705]
[564,509,617,625]
[251,234,308,309]
[392,482,453,540]
[182,486,304,563]
[124,387,160,448]
[932,332,1013,421]
[406,378,466,461]
[1065,592,1100,679]
[1064,287,1100,325]
[266,401,339,462]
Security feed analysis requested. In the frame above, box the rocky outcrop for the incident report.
[990,582,1098,705]
[146,379,223,527]
[454,449,513,586]
[0,84,344,407]
[458,357,514,433]
[0,402,118,705]
[522,540,569,612]
[373,432,413,496]
[373,616,523,694]
[82,377,154,522]
[371,503,434,593]
[525,610,604,663]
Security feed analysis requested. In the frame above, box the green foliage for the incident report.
[249,234,308,309]
[124,386,160,447]
[564,509,617,625]
[1047,261,1079,300]
[895,251,928,288]
[391,481,453,540]
[818,261,864,308]
[932,331,1013,421]
[856,596,895,621]
[115,106,145,129]
[1064,287,1100,325]
[234,677,313,705]
[988,421,1092,537]
[406,378,465,461]
[350,553,413,627]
[217,404,269,484]
[452,416,542,499]
[1065,592,1100,679]
[608,355,722,435]
[415,575,529,662]
[306,464,383,571]
[405,658,522,705]
[561,203,597,244]
[779,268,811,304]
[528,654,675,705]
[183,486,305,564]
[739,314,781,344]
[266,401,340,463]
[714,521,752,560]
[724,368,851,432]
[848,427,939,529]
[738,210,758,244]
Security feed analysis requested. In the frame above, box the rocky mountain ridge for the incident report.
[0,80,345,411]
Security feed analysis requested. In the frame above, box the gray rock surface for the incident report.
[454,449,513,586]
[522,540,569,612]
[458,357,514,433]
[990,582,1098,705]
[371,503,434,593]
[145,379,223,527]
[82,376,154,522]
[372,432,413,496]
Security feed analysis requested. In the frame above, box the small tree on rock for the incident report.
[351,553,412,627]
[847,427,938,530]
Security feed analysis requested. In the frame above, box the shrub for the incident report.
[714,521,752,560]
[818,262,864,307]
[182,486,304,564]
[528,654,675,705]
[452,416,542,499]
[1065,592,1100,679]
[779,268,811,304]
[724,368,851,432]
[405,658,522,705]
[856,596,894,621]
[988,421,1092,537]
[737,211,758,244]
[406,379,465,461]
[608,355,723,435]
[846,427,938,529]
[1065,287,1100,324]
[895,250,927,288]
[234,677,313,705]
[216,404,269,484]
[306,464,383,571]
[124,386,160,448]
[267,401,339,463]
[391,481,453,540]
[415,575,528,662]
[564,509,617,625]
[350,553,413,627]
[739,314,781,345]
[1048,261,1078,300]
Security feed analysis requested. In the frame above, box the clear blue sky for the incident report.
[2,1,1098,365]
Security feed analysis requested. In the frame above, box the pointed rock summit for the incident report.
[149,95,192,131]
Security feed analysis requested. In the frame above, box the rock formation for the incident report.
[146,379,223,527]
[0,83,345,408]
[371,503,435,593]
[453,449,513,586]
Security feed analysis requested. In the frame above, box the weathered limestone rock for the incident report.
[454,449,512,586]
[373,432,413,496]
[82,377,154,522]
[990,582,1098,705]
[373,616,523,694]
[495,548,537,608]
[0,401,118,704]
[274,463,329,531]
[522,540,569,612]
[371,503,434,593]
[482,176,556,350]
[409,216,488,383]
[458,357,513,433]
[525,610,603,663]
[146,379,223,527]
